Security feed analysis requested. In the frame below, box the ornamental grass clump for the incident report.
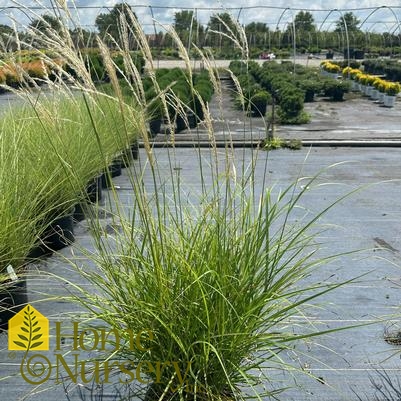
[70,153,353,400]
[0,117,49,281]
[0,91,141,279]
[0,93,139,222]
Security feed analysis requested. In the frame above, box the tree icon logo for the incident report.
[8,304,49,351]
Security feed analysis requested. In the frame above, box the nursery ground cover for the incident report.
[0,146,400,401]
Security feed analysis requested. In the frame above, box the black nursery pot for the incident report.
[187,113,197,129]
[121,149,133,168]
[175,115,187,133]
[28,212,75,259]
[73,202,86,222]
[251,102,267,117]
[131,142,139,160]
[42,213,75,252]
[110,159,122,178]
[149,119,162,137]
[0,279,28,331]
[86,175,102,203]
[101,159,122,189]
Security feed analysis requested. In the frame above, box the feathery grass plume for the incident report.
[209,12,249,60]
[117,16,146,106]
[124,10,175,145]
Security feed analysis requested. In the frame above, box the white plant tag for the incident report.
[6,265,18,281]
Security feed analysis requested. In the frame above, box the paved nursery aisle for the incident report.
[1,147,400,400]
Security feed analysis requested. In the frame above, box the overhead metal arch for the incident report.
[318,9,350,67]
[359,6,401,36]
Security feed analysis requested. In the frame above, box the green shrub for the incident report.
[145,89,164,120]
[261,137,302,151]
[298,79,321,102]
[249,90,270,116]
[323,79,351,101]
[276,108,311,124]
[279,87,304,117]
[85,52,106,81]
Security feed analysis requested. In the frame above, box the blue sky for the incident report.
[0,0,400,33]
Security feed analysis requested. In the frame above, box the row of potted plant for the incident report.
[231,60,352,124]
[0,49,146,90]
[320,60,342,77]
[342,66,400,107]
[362,59,401,83]
[230,61,310,124]
[144,67,214,135]
[0,91,140,329]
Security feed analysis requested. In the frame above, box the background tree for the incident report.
[95,3,137,48]
[245,22,270,48]
[335,12,361,33]
[0,24,16,51]
[27,14,64,49]
[29,14,63,35]
[70,28,96,48]
[284,11,316,50]
[174,10,204,48]
[206,13,239,49]
[294,11,316,32]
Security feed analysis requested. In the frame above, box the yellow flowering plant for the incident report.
[358,74,369,85]
[321,61,341,73]
[349,68,361,80]
[342,66,352,77]
[385,82,401,96]
[373,78,386,92]
[366,75,376,86]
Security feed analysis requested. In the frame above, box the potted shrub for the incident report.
[321,61,341,77]
[193,81,214,122]
[278,86,305,120]
[298,80,321,102]
[0,273,28,331]
[172,84,191,133]
[250,90,270,116]
[323,79,351,101]
[342,66,352,79]
[374,79,387,103]
[357,73,369,94]
[384,82,401,107]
